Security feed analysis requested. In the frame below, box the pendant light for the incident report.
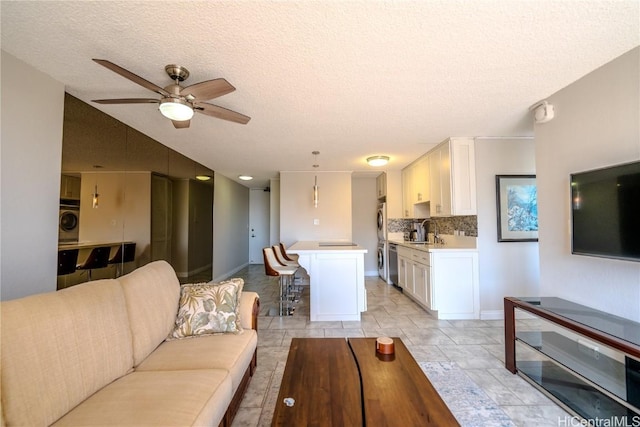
[92,184,99,209]
[91,165,102,209]
[312,151,319,208]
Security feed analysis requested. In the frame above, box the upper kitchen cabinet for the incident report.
[429,137,477,217]
[401,154,430,218]
[376,172,387,199]
[60,174,81,200]
[402,167,413,218]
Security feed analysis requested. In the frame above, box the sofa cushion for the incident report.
[136,330,257,392]
[52,369,232,427]
[1,279,133,427]
[118,260,181,366]
[170,278,244,339]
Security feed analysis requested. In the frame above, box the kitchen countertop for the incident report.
[389,235,477,252]
[288,241,368,253]
[58,241,134,251]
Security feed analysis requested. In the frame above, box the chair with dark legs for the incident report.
[108,242,136,278]
[58,249,79,276]
[76,246,110,281]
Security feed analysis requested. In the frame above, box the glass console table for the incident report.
[504,297,640,423]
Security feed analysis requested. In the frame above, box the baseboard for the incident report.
[480,310,504,320]
[480,308,537,320]
[175,263,212,279]
[213,262,250,282]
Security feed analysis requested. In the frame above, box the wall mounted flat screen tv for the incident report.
[571,160,640,262]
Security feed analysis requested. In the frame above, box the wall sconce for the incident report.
[367,155,390,167]
[92,184,99,209]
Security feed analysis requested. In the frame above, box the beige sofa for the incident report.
[1,260,259,426]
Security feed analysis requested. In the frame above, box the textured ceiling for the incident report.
[2,1,638,188]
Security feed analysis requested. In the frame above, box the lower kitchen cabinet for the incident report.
[430,251,479,319]
[396,245,479,319]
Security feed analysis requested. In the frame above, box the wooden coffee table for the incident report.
[272,337,458,426]
[272,338,363,426]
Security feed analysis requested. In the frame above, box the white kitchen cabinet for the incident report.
[376,172,387,199]
[411,250,431,308]
[401,167,414,218]
[429,137,477,217]
[413,156,430,204]
[397,246,412,292]
[430,250,479,319]
[401,155,430,218]
[396,244,479,319]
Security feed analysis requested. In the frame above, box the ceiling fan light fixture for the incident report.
[159,98,194,121]
[367,155,390,167]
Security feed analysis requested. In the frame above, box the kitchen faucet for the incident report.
[428,220,442,244]
[420,219,429,241]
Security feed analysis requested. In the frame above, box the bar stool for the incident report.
[76,246,110,281]
[263,247,298,316]
[108,242,136,278]
[279,242,299,262]
[273,245,299,268]
[58,249,79,276]
[273,245,303,296]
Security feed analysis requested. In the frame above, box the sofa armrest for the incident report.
[239,291,260,330]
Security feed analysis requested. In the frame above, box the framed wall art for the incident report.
[495,175,538,242]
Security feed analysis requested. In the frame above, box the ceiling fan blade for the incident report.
[195,102,251,124]
[181,78,235,101]
[93,59,170,97]
[172,120,190,129]
[92,98,159,104]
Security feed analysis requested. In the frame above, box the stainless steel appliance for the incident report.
[376,203,387,241]
[388,242,399,287]
[59,200,80,243]
[377,241,387,280]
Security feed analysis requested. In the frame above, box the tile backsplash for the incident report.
[387,216,478,237]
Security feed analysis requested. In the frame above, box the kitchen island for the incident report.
[287,241,368,321]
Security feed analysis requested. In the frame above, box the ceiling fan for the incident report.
[91,59,250,129]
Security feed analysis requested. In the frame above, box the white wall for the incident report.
[536,47,640,321]
[352,176,378,275]
[1,51,65,300]
[280,171,352,244]
[269,178,281,246]
[475,138,539,319]
[212,172,249,281]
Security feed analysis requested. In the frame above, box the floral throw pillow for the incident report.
[169,278,244,339]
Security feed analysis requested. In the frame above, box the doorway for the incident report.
[249,188,270,264]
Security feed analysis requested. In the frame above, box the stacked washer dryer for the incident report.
[376,202,387,281]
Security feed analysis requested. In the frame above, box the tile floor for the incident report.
[229,265,570,426]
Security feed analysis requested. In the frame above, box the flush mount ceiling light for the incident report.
[158,98,194,121]
[238,175,253,181]
[367,155,390,167]
[195,175,211,181]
